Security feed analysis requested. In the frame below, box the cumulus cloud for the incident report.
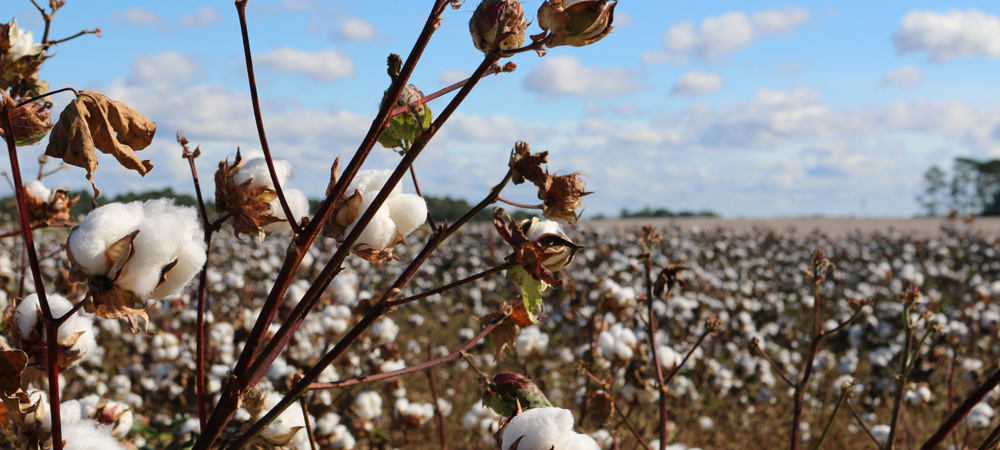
[523,55,642,99]
[113,8,162,26]
[334,18,378,41]
[882,66,922,87]
[256,47,355,82]
[661,8,810,62]
[671,72,723,96]
[892,10,1000,62]
[180,6,222,27]
[128,51,204,91]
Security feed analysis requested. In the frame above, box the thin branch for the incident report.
[886,302,915,450]
[47,28,100,46]
[847,399,884,450]
[386,261,515,308]
[662,325,712,387]
[425,335,448,450]
[408,163,436,230]
[497,196,542,210]
[640,231,668,450]
[15,87,79,108]
[182,136,213,429]
[581,368,652,450]
[234,1,300,235]
[300,396,318,450]
[812,383,853,450]
[921,366,1000,450]
[0,222,73,240]
[309,318,501,391]
[384,61,511,122]
[3,95,63,450]
[750,338,796,389]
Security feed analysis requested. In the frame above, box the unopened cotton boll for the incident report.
[500,407,599,450]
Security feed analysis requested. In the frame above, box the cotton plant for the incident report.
[214,150,310,241]
[324,168,428,262]
[66,199,207,332]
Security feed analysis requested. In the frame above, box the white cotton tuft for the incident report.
[597,323,637,361]
[462,403,501,445]
[353,390,383,421]
[25,180,51,200]
[386,194,427,236]
[263,188,310,233]
[69,200,206,300]
[515,326,549,358]
[500,407,599,450]
[232,156,292,188]
[67,202,145,276]
[371,317,399,343]
[16,294,96,364]
[256,391,309,449]
[526,219,564,241]
[62,420,128,450]
[342,169,426,251]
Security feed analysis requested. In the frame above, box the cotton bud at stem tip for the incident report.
[535,0,617,48]
[470,0,528,55]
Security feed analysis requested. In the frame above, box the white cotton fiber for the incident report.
[62,420,128,450]
[69,200,206,300]
[342,169,426,251]
[68,202,145,276]
[233,156,292,189]
[263,188,309,233]
[25,180,51,200]
[353,390,383,421]
[527,219,564,241]
[16,294,96,364]
[500,407,599,450]
[257,391,308,448]
[386,194,428,236]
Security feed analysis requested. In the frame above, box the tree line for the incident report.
[919,157,1000,216]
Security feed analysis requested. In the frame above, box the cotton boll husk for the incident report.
[114,200,206,299]
[62,420,128,450]
[500,407,598,450]
[68,202,145,276]
[386,194,427,236]
[25,180,51,200]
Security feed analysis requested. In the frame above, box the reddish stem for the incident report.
[235,0,300,235]
[183,147,211,429]
[3,99,62,450]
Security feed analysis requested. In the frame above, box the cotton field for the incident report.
[2,213,998,449]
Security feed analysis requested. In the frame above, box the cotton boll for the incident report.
[515,326,549,358]
[353,390,383,421]
[16,294,96,366]
[233,156,293,188]
[350,209,396,250]
[371,317,399,343]
[967,403,995,430]
[62,420,128,450]
[68,202,145,276]
[500,407,598,450]
[116,199,206,298]
[348,169,401,198]
[256,391,308,448]
[25,180,51,200]
[262,188,310,233]
[386,194,427,236]
[462,403,500,445]
[526,219,564,241]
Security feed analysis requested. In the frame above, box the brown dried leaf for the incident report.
[491,317,520,361]
[84,281,150,334]
[45,90,156,196]
[351,244,398,264]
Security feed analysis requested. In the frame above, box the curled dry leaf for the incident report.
[44,90,156,196]
[0,342,34,415]
[23,185,78,224]
[507,142,590,222]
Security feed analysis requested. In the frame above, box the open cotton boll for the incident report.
[70,200,206,300]
[262,188,309,233]
[16,294,96,364]
[526,219,564,241]
[25,180,51,200]
[500,407,599,450]
[353,390,383,421]
[349,208,396,250]
[256,391,309,448]
[62,420,128,450]
[232,156,293,188]
[386,194,428,236]
[348,169,402,198]
[67,202,145,276]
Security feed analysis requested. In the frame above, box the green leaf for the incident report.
[507,265,544,323]
[377,106,432,150]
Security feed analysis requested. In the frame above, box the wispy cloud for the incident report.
[523,55,642,99]
[256,47,355,82]
[893,9,1000,62]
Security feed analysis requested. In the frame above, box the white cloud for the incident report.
[882,66,922,87]
[661,8,810,62]
[671,72,723,96]
[335,18,378,41]
[256,47,355,82]
[523,55,642,99]
[128,51,204,91]
[180,6,222,27]
[113,8,162,26]
[440,70,470,86]
[893,10,1000,62]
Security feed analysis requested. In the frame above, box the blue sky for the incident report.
[7,1,1000,217]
